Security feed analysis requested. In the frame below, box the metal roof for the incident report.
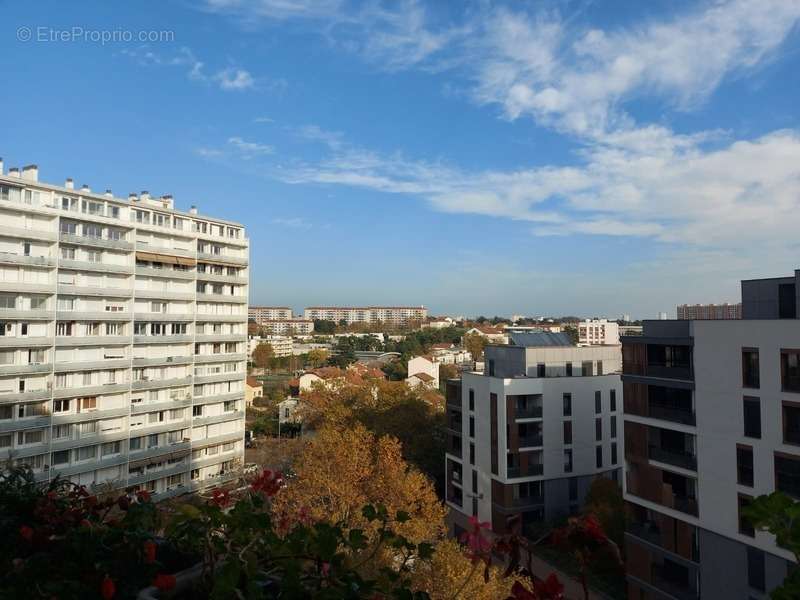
[508,332,574,347]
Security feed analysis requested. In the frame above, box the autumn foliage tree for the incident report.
[271,424,446,547]
[252,342,275,371]
[463,332,487,363]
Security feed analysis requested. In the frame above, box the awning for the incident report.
[136,251,178,264]
[197,257,241,268]
[176,256,197,266]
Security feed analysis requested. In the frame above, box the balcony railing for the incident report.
[648,403,696,426]
[507,464,544,478]
[514,406,543,419]
[518,435,543,448]
[509,494,544,508]
[649,445,697,471]
[652,566,699,600]
[671,495,699,516]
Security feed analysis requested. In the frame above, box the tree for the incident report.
[743,492,800,599]
[563,326,579,345]
[252,342,275,371]
[439,363,459,384]
[306,348,329,368]
[582,477,625,548]
[463,332,487,363]
[382,359,408,381]
[271,424,446,546]
[313,319,337,334]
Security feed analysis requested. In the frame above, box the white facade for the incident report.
[303,306,427,325]
[249,306,292,322]
[258,318,314,335]
[446,344,622,535]
[406,355,440,389]
[248,335,293,358]
[577,318,619,346]
[0,162,248,499]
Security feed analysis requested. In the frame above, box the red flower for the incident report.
[136,490,151,503]
[143,540,157,564]
[153,573,176,592]
[211,489,231,508]
[19,525,34,541]
[509,581,536,600]
[250,469,283,497]
[458,515,492,563]
[581,514,607,543]
[100,575,115,600]
[533,573,564,600]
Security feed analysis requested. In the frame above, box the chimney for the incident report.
[8,167,20,178]
[161,194,174,209]
[21,165,38,182]
[104,189,113,198]
[140,191,150,202]
[189,205,198,215]
[80,184,90,193]
[65,178,74,189]
[128,193,138,203]
[0,158,4,176]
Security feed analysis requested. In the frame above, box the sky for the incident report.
[2,0,800,319]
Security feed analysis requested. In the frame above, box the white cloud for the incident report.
[227,136,275,157]
[270,217,313,229]
[214,68,255,90]
[296,124,345,149]
[194,147,224,158]
[254,116,275,123]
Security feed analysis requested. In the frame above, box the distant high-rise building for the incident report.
[249,306,292,322]
[304,306,427,325]
[0,160,248,499]
[657,311,668,320]
[577,318,620,345]
[677,303,742,320]
[622,314,631,323]
[622,270,800,599]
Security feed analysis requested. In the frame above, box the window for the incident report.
[595,391,602,413]
[563,421,572,444]
[57,297,75,311]
[102,441,121,456]
[610,389,616,411]
[53,424,71,440]
[611,442,618,465]
[747,546,765,591]
[775,454,800,499]
[596,446,603,468]
[468,389,474,411]
[469,442,475,465]
[782,350,800,393]
[0,434,11,448]
[582,361,593,376]
[60,246,76,260]
[129,436,143,451]
[17,430,44,445]
[52,450,70,465]
[784,402,800,445]
[537,363,545,377]
[84,224,102,239]
[742,349,760,389]
[568,478,578,502]
[565,362,572,376]
[79,421,97,436]
[743,397,761,439]
[737,446,754,487]
[78,397,97,412]
[56,321,74,336]
[597,361,603,375]
[53,399,70,413]
[60,220,77,234]
[595,417,602,441]
[106,323,119,336]
[469,416,474,438]
[148,434,159,448]
[563,393,572,416]
[192,405,203,417]
[610,416,617,438]
[76,445,97,461]
[564,449,573,473]
[30,296,46,310]
[488,359,495,377]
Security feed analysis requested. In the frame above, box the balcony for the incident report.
[194,313,248,323]
[0,226,57,242]
[196,293,248,304]
[196,272,248,285]
[0,281,55,295]
[57,284,133,298]
[0,362,53,376]
[649,445,697,471]
[134,312,195,322]
[193,371,245,385]
[196,251,248,266]
[509,494,544,509]
[507,463,544,478]
[194,334,246,343]
[134,288,195,301]
[134,242,194,258]
[134,335,193,345]
[0,336,52,348]
[670,495,699,516]
[60,259,132,275]
[55,335,130,347]
[0,252,56,267]
[132,355,193,368]
[518,435,543,448]
[57,310,132,321]
[60,232,133,251]
[194,352,246,364]
[131,375,193,391]
[135,266,195,280]
[515,406,543,419]
[648,401,696,426]
[651,565,699,600]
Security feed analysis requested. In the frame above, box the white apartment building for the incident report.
[622,272,800,599]
[303,306,427,325]
[249,306,292,323]
[248,335,293,358]
[578,318,620,346]
[258,319,314,335]
[446,332,622,538]
[0,160,248,500]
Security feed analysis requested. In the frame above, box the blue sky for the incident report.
[2,0,800,318]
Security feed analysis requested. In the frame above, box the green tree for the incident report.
[306,348,329,368]
[743,492,800,599]
[313,319,337,334]
[563,325,579,345]
[582,477,625,548]
[463,332,487,363]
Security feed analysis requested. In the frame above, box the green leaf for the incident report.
[395,510,411,523]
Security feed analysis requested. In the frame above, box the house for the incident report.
[245,376,263,408]
[430,343,472,365]
[464,326,509,344]
[406,355,440,389]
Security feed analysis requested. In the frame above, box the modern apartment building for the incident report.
[303,306,427,325]
[249,306,292,323]
[257,318,314,336]
[676,303,742,320]
[578,318,620,345]
[446,332,622,538]
[248,335,293,358]
[622,272,800,599]
[0,160,248,499]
